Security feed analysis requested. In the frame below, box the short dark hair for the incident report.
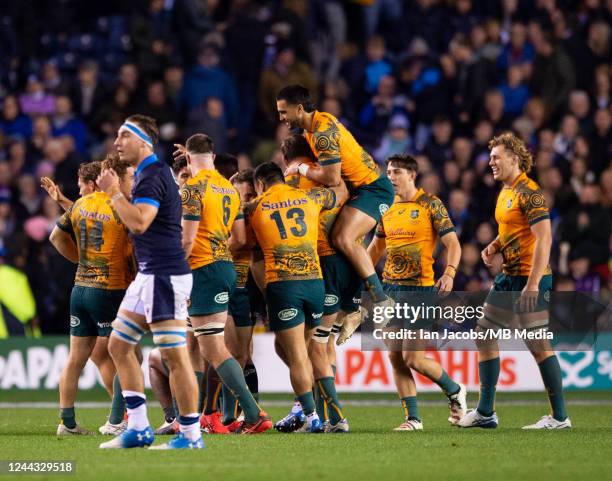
[281,134,314,162]
[102,154,132,180]
[126,114,159,146]
[214,153,239,180]
[253,162,285,188]
[172,156,188,175]
[78,161,101,183]
[232,169,254,187]
[386,154,419,174]
[185,133,214,154]
[276,85,314,112]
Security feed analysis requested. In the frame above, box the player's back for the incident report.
[181,169,241,270]
[249,183,330,283]
[60,191,134,290]
[285,166,344,257]
[304,111,380,190]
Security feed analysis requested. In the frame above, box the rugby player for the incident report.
[277,85,395,342]
[458,132,571,429]
[50,156,135,436]
[275,135,355,433]
[98,115,203,449]
[180,134,271,435]
[247,161,347,433]
[367,154,467,430]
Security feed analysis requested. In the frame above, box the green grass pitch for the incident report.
[1,392,611,481]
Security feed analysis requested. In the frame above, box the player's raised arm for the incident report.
[41,176,73,211]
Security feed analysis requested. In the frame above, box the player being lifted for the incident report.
[247,162,347,433]
[275,134,356,432]
[180,134,272,435]
[97,115,204,449]
[277,85,395,341]
[50,156,135,436]
[458,132,571,429]
[367,154,467,430]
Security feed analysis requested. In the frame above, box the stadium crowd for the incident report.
[0,0,610,335]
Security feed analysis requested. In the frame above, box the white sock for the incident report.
[123,390,149,431]
[179,413,201,442]
[307,412,320,426]
[291,401,302,414]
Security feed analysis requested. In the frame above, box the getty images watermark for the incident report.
[360,290,611,351]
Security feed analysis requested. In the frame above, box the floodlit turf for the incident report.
[1,393,611,481]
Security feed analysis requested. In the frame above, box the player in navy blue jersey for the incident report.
[96,115,203,450]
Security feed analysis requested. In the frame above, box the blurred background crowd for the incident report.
[0,0,610,335]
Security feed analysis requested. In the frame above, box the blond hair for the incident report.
[488,132,533,173]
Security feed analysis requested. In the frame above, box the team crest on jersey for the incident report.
[410,210,419,219]
[278,308,298,321]
[70,316,80,327]
[379,203,389,215]
[324,294,339,306]
[214,292,229,304]
[506,199,513,208]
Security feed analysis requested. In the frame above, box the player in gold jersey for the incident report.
[367,154,466,431]
[458,132,571,430]
[276,85,395,342]
[180,134,271,435]
[278,135,354,432]
[247,161,347,433]
[50,155,135,436]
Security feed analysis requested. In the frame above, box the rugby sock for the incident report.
[216,358,261,424]
[435,370,460,396]
[477,358,500,417]
[364,273,386,302]
[221,384,239,423]
[195,371,205,413]
[316,377,344,425]
[297,392,316,416]
[204,366,222,415]
[538,356,568,421]
[162,406,176,423]
[244,363,259,402]
[108,374,125,425]
[314,384,328,421]
[60,407,76,429]
[401,396,420,421]
[123,391,149,431]
[172,398,179,418]
[291,399,302,414]
[178,413,201,442]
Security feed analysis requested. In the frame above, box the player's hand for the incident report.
[97,168,120,196]
[284,163,299,177]
[173,143,187,161]
[481,243,498,267]
[435,274,454,296]
[40,177,62,202]
[517,284,538,313]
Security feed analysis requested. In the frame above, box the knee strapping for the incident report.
[111,317,145,345]
[151,325,187,349]
[312,326,332,344]
[193,322,225,337]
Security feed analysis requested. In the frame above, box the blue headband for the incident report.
[120,122,153,147]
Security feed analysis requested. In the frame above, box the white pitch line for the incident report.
[1,399,611,409]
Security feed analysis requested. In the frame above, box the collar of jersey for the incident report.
[266,183,287,194]
[509,172,527,189]
[136,154,159,176]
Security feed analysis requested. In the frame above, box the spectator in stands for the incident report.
[19,76,55,116]
[1,95,32,140]
[71,61,107,127]
[499,64,530,119]
[51,96,87,154]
